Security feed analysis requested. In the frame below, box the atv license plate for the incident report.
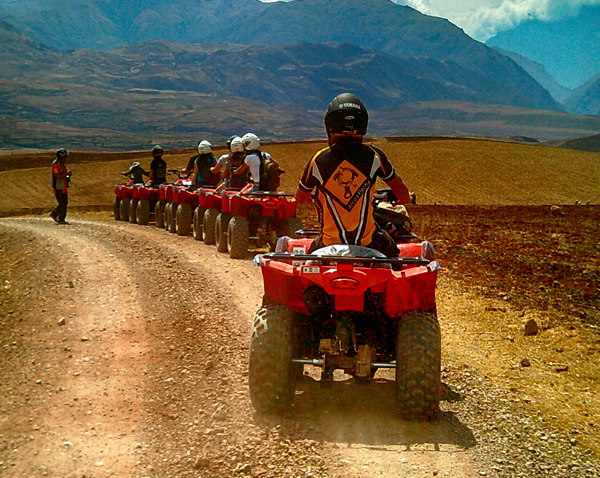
[302,266,320,274]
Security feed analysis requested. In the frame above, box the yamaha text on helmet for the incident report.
[324,93,368,137]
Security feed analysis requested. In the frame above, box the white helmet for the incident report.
[242,132,260,151]
[197,140,212,154]
[230,136,244,153]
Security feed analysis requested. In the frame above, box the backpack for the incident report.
[258,152,281,192]
[226,155,249,189]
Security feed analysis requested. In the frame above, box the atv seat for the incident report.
[311,245,392,268]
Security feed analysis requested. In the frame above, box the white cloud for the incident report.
[263,1,600,41]
[442,0,600,41]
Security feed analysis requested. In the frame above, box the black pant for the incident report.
[53,191,68,221]
[309,225,399,257]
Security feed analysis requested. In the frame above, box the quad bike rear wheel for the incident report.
[176,203,192,236]
[129,198,138,224]
[163,202,172,230]
[203,208,218,245]
[154,200,165,228]
[395,310,441,420]
[192,206,205,241]
[137,199,150,225]
[227,215,249,259]
[166,202,177,233]
[114,197,121,221]
[249,304,296,414]
[119,198,130,222]
[215,212,230,253]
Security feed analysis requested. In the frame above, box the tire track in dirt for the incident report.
[0,217,149,477]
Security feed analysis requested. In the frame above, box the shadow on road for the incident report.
[255,376,476,451]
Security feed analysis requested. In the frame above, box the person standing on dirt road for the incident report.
[295,93,412,257]
[50,148,71,224]
[148,145,167,186]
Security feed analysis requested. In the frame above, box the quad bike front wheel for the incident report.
[215,212,230,253]
[395,310,441,420]
[249,304,296,414]
[176,203,192,236]
[114,197,121,221]
[203,208,219,245]
[192,206,205,241]
[227,215,249,259]
[119,198,130,222]
[154,200,165,228]
[137,199,150,225]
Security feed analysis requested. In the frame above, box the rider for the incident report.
[295,93,412,257]
[190,140,218,189]
[148,145,167,186]
[241,132,282,192]
[221,136,250,190]
[210,135,236,179]
[121,161,148,184]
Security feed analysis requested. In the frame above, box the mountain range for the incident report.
[1,0,599,150]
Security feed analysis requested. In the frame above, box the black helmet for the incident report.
[152,144,164,156]
[324,93,368,136]
[56,148,69,158]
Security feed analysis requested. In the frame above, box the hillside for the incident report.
[0,0,561,114]
[1,138,598,218]
[493,47,571,104]
[203,0,561,112]
[564,72,600,116]
[550,133,600,153]
[4,18,600,151]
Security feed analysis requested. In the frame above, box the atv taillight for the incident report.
[330,278,359,290]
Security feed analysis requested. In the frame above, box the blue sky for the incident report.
[262,0,600,41]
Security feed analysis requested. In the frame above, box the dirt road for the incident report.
[1,217,598,478]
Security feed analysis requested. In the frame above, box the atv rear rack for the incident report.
[260,252,432,266]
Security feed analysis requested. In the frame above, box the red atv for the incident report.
[154,170,190,230]
[114,181,150,223]
[217,191,303,259]
[248,190,440,419]
[192,187,223,243]
[114,182,136,222]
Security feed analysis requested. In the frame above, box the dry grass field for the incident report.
[1,137,598,216]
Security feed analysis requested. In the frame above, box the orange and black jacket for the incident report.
[298,141,395,247]
[51,158,68,193]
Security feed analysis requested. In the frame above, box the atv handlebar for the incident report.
[374,188,398,203]
[240,191,294,197]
